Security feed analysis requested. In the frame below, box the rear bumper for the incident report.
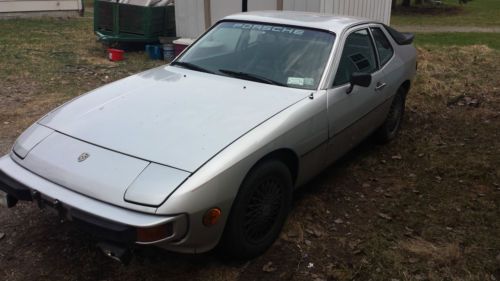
[0,154,188,245]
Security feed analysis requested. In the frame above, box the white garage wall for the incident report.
[0,0,82,13]
[210,0,240,25]
[321,0,392,25]
[174,0,207,40]
[248,0,277,11]
[175,0,392,39]
[283,0,321,13]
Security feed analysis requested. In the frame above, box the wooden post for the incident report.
[277,0,284,10]
[204,0,211,30]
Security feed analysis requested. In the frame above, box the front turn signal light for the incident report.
[202,208,222,227]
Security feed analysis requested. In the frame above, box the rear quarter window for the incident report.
[370,27,394,67]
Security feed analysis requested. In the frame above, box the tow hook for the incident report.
[97,242,132,265]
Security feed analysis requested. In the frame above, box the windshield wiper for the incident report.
[219,69,286,87]
[171,61,215,74]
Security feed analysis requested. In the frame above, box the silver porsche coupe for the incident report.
[0,11,416,260]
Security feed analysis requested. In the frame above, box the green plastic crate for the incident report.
[94,0,176,43]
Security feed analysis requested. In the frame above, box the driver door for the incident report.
[325,27,388,164]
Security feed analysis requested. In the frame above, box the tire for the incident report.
[220,160,293,259]
[373,87,407,144]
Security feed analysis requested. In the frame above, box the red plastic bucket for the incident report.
[108,48,124,61]
[174,44,187,57]
[173,38,195,57]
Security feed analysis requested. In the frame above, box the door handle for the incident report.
[375,82,387,91]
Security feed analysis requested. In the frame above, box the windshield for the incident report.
[174,21,336,90]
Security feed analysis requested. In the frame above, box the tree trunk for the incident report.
[402,0,411,7]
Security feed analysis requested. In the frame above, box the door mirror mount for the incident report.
[346,72,372,94]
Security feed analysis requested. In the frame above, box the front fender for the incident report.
[154,91,328,253]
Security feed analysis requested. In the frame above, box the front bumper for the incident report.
[0,154,188,245]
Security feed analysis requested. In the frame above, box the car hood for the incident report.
[39,66,310,172]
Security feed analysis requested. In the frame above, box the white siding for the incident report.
[174,0,207,39]
[248,0,277,11]
[285,0,393,24]
[210,0,240,25]
[0,0,82,13]
[284,0,322,12]
[175,0,392,39]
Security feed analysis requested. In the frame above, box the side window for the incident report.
[333,29,377,86]
[370,27,394,67]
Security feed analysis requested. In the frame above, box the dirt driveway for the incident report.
[0,18,499,281]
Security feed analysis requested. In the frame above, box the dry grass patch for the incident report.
[399,238,462,265]
[412,45,499,111]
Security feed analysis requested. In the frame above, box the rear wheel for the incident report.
[220,160,292,259]
[373,87,407,143]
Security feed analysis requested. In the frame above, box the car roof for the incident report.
[222,11,374,34]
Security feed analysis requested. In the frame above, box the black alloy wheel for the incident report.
[220,160,292,259]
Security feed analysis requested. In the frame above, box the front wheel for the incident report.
[373,87,407,144]
[220,160,292,259]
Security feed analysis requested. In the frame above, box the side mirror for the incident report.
[347,72,372,94]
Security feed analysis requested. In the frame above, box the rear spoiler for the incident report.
[383,24,415,45]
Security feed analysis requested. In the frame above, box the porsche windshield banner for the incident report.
[232,23,305,36]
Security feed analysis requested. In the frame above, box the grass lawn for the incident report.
[416,32,500,50]
[0,14,499,281]
[391,0,500,27]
